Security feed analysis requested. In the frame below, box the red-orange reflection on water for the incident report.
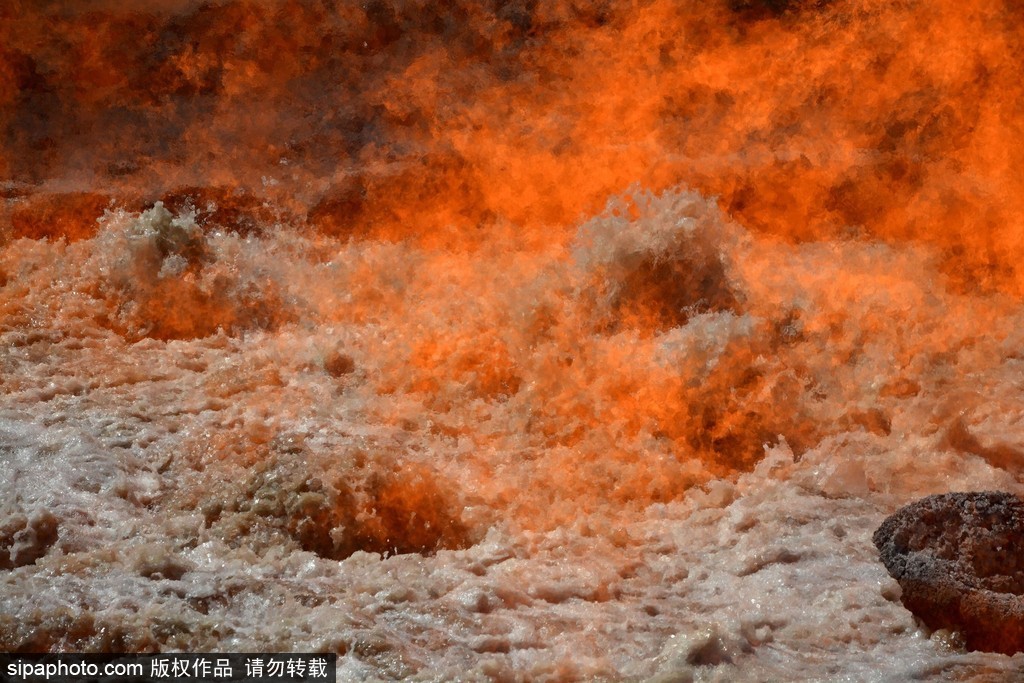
[2,0,1021,534]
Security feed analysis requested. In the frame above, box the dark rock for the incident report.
[873,491,1024,654]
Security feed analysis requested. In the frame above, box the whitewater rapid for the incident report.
[2,190,1024,680]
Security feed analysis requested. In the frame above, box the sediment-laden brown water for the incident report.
[3,1,1024,679]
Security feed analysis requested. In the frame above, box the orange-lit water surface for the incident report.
[3,0,1024,679]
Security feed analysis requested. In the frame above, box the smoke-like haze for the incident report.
[3,0,1024,680]
[4,0,1024,281]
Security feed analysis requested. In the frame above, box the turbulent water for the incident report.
[3,191,1024,680]
[3,0,1024,680]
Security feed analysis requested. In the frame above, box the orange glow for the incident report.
[3,0,1023,283]
[3,0,1024,538]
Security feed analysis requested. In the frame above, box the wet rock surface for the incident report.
[873,491,1024,654]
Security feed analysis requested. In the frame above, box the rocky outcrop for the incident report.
[873,491,1024,654]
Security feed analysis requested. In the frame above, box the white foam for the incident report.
[2,190,1024,678]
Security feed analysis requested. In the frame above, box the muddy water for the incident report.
[1,191,1023,679]
[3,0,1024,680]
